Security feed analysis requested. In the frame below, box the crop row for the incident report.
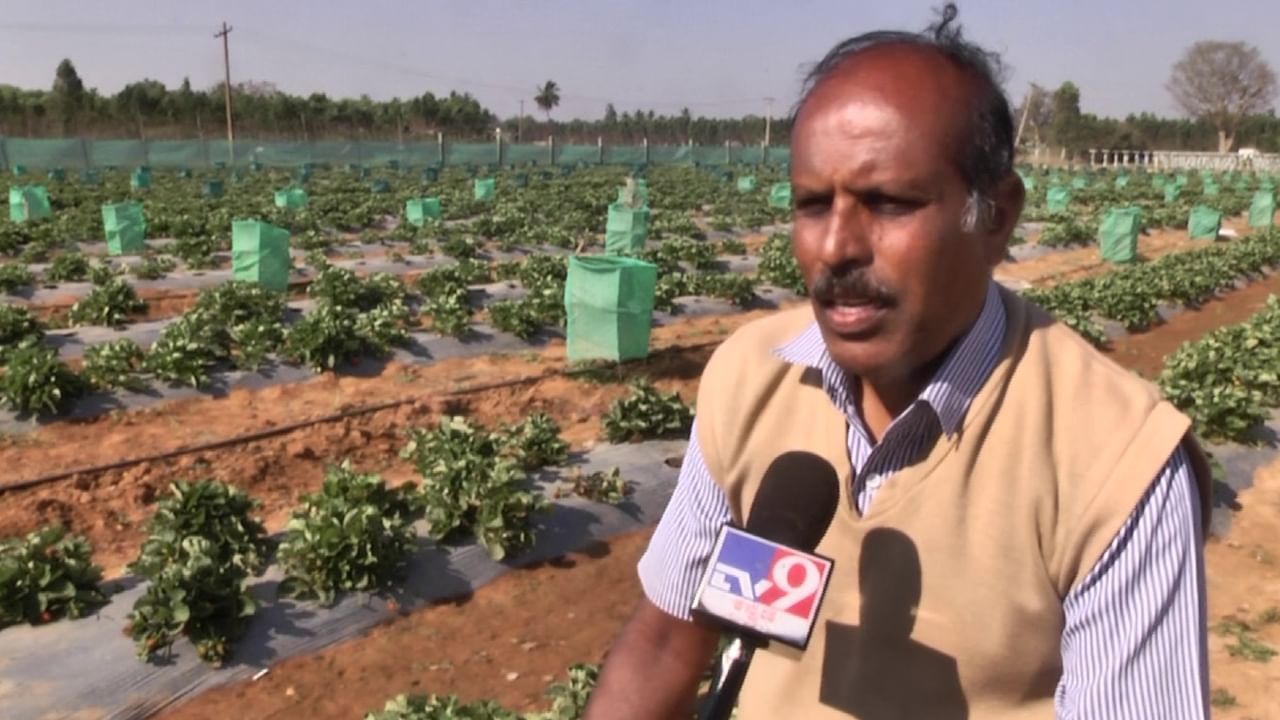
[1023,229,1280,346]
[1,387,691,662]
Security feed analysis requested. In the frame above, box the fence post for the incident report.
[725,140,732,165]
[495,127,503,167]
[437,132,445,166]
[598,136,604,165]
[0,138,8,172]
[79,137,91,171]
[643,137,650,165]
[549,135,556,166]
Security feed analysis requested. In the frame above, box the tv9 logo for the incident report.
[692,526,834,649]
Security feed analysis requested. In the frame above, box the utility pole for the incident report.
[518,99,524,143]
[214,22,235,165]
[763,97,775,147]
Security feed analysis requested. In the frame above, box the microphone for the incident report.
[691,451,841,720]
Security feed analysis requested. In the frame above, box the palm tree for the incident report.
[534,80,561,121]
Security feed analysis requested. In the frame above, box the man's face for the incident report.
[790,46,1020,385]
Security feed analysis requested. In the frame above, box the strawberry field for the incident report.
[2,162,1280,719]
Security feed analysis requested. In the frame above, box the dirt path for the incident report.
[1205,456,1280,718]
[996,226,1215,287]
[154,529,654,720]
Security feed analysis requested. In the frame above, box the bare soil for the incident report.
[996,226,1215,287]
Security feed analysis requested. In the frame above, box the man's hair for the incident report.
[793,3,1014,230]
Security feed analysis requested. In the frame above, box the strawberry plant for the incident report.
[757,233,806,294]
[82,338,147,391]
[422,285,473,337]
[556,467,631,505]
[44,252,91,282]
[1,345,84,415]
[277,461,424,606]
[364,694,519,720]
[144,310,228,387]
[171,236,220,269]
[601,380,694,443]
[0,525,108,629]
[132,255,176,280]
[500,413,569,470]
[0,304,43,364]
[717,237,747,255]
[1038,218,1094,248]
[67,277,146,327]
[0,262,34,293]
[126,480,272,665]
[401,417,549,561]
[538,663,602,720]
[488,298,548,340]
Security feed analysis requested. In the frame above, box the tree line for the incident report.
[4,45,1278,152]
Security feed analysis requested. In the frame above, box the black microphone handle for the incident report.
[699,637,757,720]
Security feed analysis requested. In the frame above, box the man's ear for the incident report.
[983,173,1026,267]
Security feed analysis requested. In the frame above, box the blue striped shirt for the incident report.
[638,281,1209,718]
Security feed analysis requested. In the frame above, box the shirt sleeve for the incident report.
[1055,444,1209,719]
[637,419,734,621]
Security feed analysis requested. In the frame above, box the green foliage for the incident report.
[0,262,34,293]
[556,467,631,505]
[284,303,368,372]
[144,310,227,387]
[0,525,108,629]
[0,304,44,364]
[82,338,147,391]
[126,480,272,665]
[1038,218,1094,248]
[363,694,519,720]
[133,255,176,280]
[536,664,601,720]
[1158,297,1280,442]
[400,417,549,561]
[1210,688,1237,708]
[0,345,83,415]
[499,413,569,470]
[67,277,146,327]
[717,237,747,255]
[171,236,220,269]
[44,252,91,282]
[277,461,424,606]
[422,285,473,337]
[757,233,806,294]
[601,380,694,443]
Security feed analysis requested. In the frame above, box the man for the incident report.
[586,5,1211,720]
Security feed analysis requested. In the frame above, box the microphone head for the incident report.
[744,451,840,552]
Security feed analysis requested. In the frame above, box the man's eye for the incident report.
[864,193,922,215]
[794,195,831,214]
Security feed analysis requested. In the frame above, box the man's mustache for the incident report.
[810,266,896,305]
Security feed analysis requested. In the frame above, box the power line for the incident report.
[0,22,208,35]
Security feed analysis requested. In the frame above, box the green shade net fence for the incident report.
[564,255,658,362]
[0,137,791,170]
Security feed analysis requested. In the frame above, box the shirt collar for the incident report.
[772,281,1007,437]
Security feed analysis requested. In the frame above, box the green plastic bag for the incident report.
[130,168,151,190]
[8,185,52,223]
[1071,176,1088,190]
[617,179,648,207]
[474,177,496,202]
[1248,191,1275,229]
[605,203,650,255]
[1164,184,1181,203]
[101,202,147,256]
[405,198,442,227]
[737,176,758,193]
[1203,181,1219,197]
[274,187,308,210]
[564,255,658,362]
[1188,206,1223,240]
[1098,207,1141,263]
[1152,175,1167,189]
[48,168,66,182]
[422,167,440,182]
[512,173,529,188]
[232,220,292,292]
[1114,174,1129,189]
[769,182,792,210]
[203,180,225,199]
[1046,186,1071,214]
[10,165,26,177]
[80,170,99,185]
[370,178,391,194]
[177,168,192,179]
[1019,172,1036,193]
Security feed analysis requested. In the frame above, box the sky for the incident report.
[1,0,1277,122]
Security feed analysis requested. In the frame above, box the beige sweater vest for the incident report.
[694,287,1210,719]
